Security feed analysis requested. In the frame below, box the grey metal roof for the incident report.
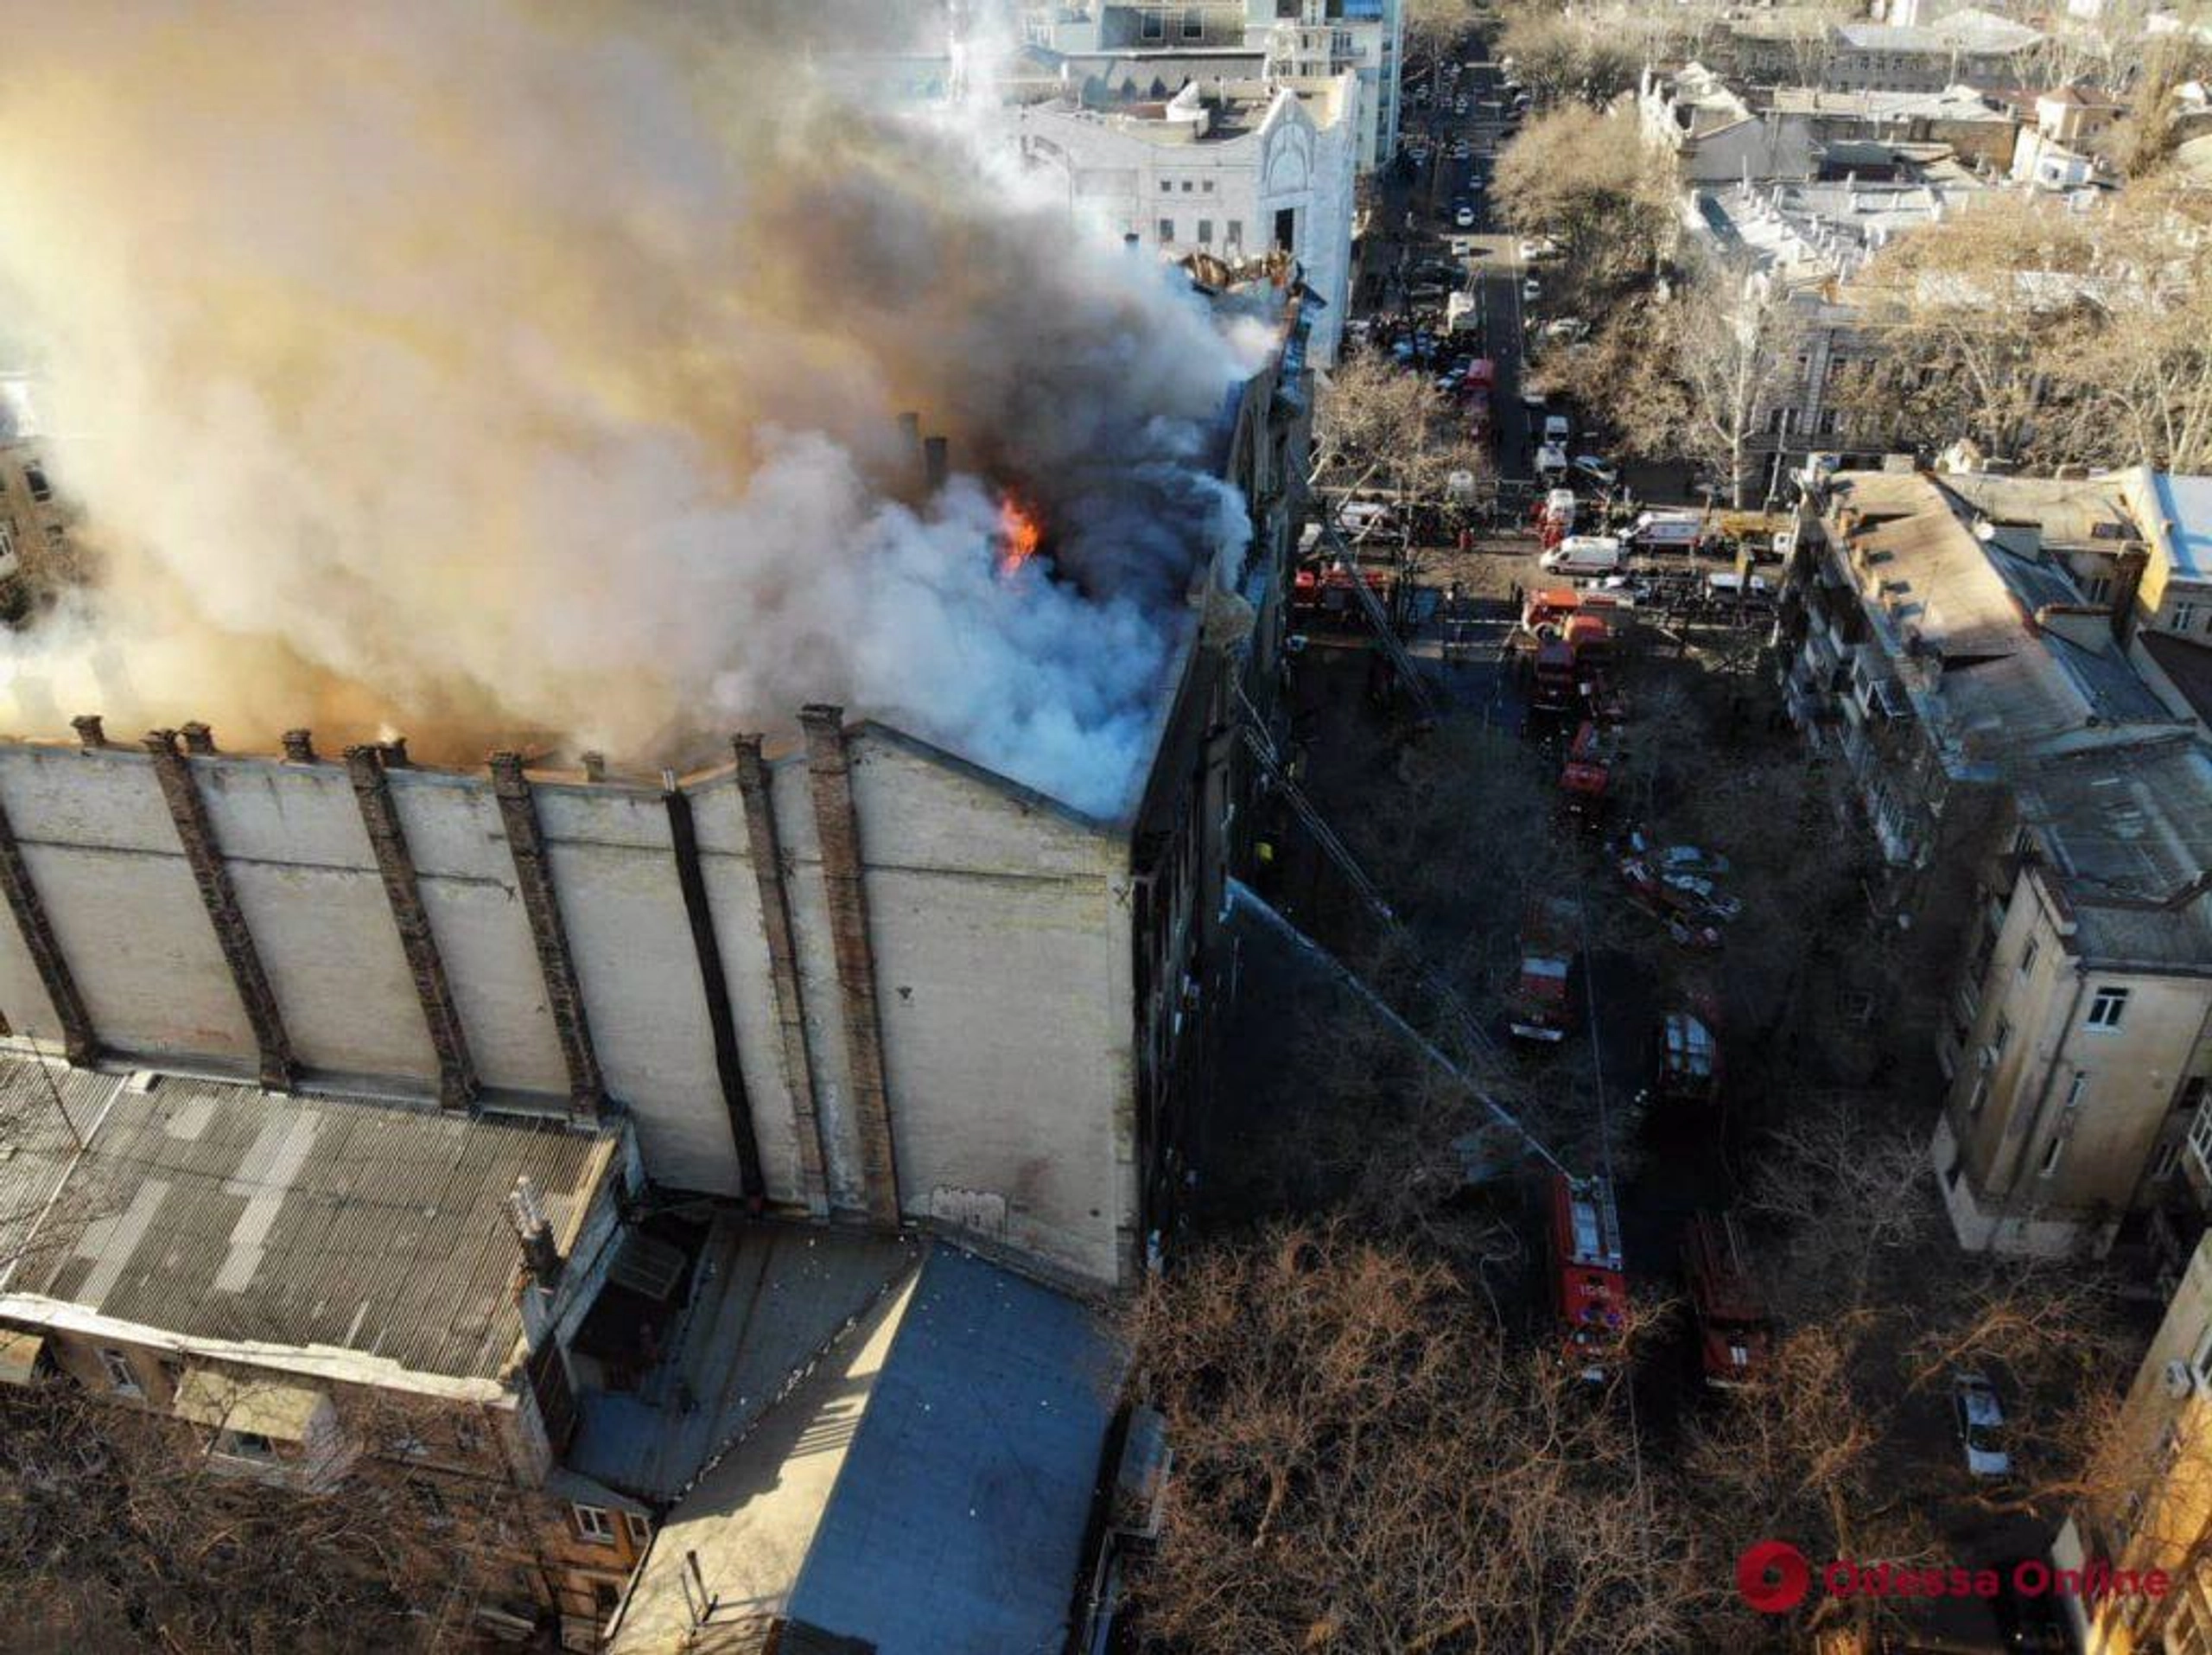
[2015,739,2212,970]
[612,1245,1122,1655]
[5,1070,615,1378]
[567,1219,918,1500]
[0,1059,121,1287]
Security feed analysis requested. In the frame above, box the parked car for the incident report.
[1451,138,1472,161]
[1518,236,1559,263]
[1658,845,1732,877]
[1454,203,1477,229]
[1572,455,1618,488]
[1522,277,1541,303]
[1535,442,1570,481]
[1952,1373,2012,1478]
[1542,413,1571,446]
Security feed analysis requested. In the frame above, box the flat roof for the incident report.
[610,1246,1122,1655]
[0,1064,619,1381]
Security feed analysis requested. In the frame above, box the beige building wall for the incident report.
[1936,863,2212,1254]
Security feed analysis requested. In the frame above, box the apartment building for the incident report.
[0,374,81,598]
[2056,1232,2212,1652]
[0,1060,647,1645]
[1932,736,2212,1257]
[1824,10,2046,94]
[1782,464,2212,1258]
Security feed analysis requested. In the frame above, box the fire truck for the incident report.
[1519,586,1632,635]
[1549,1172,1628,1383]
[1506,895,1579,1042]
[1682,1212,1772,1389]
[1558,720,1615,821]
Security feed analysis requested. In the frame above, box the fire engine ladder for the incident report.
[1232,684,1568,1180]
[1315,519,1442,722]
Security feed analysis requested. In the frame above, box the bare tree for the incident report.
[1313,352,1488,502]
[1668,260,1805,508]
[1127,1221,1707,1655]
[1496,8,1643,109]
[1492,105,1675,308]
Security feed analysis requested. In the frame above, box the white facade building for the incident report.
[994,73,1361,360]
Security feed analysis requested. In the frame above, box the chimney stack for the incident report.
[502,1174,563,1289]
[280,729,317,763]
[581,750,607,783]
[179,722,215,756]
[382,735,410,767]
[69,714,105,748]
[142,729,179,757]
[924,436,950,492]
[897,411,924,487]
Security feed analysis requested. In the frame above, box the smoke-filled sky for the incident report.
[0,1,1260,817]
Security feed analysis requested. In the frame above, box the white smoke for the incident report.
[0,1,1262,818]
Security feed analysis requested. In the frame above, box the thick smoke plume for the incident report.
[0,2,1256,816]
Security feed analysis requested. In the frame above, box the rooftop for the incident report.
[1836,10,2044,54]
[0,1062,620,1385]
[1767,84,2017,123]
[2013,737,2212,971]
[607,1244,1121,1655]
[1824,469,2183,762]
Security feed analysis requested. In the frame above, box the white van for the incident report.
[1543,414,1571,445]
[1630,511,1707,551]
[1705,571,1772,601]
[1535,442,1569,479]
[1540,535,1625,576]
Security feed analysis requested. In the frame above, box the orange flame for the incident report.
[998,494,1042,579]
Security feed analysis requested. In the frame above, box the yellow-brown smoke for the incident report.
[0,2,1250,813]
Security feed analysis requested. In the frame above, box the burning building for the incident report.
[0,4,1318,1289]
[0,305,1311,1289]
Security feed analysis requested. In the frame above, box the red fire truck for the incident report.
[1506,896,1579,1041]
[1548,1172,1628,1383]
[1682,1212,1771,1389]
[1559,721,1612,819]
[1520,587,1633,635]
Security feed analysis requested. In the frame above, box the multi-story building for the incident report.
[0,293,1313,1299]
[2056,1231,2212,1652]
[1824,10,2047,94]
[1763,83,2022,173]
[0,374,82,599]
[0,1058,649,1645]
[1781,463,2212,1259]
[1681,175,1996,483]
[1020,1,1402,170]
[992,73,1360,360]
[1640,64,1819,186]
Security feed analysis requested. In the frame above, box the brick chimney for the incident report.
[69,714,105,748]
[179,722,216,755]
[280,729,317,763]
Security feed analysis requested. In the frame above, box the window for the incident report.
[2065,1072,2088,1111]
[573,1503,617,1545]
[1159,179,1173,194]
[1197,219,1213,244]
[1182,8,1205,41]
[2018,938,2039,979]
[1991,1015,2012,1057]
[22,463,50,504]
[2084,574,2113,603]
[624,1512,652,1548]
[1226,219,1243,246]
[1967,1067,1992,1116]
[2086,986,2129,1030]
[42,524,62,551]
[214,1429,275,1461]
[2153,1140,2183,1182]
[2172,602,2200,633]
[1201,178,1215,194]
[1180,179,1193,193]
[98,1347,141,1396]
[2039,1135,2065,1178]
[1158,219,1174,243]
[454,1417,484,1455]
[1141,11,1165,41]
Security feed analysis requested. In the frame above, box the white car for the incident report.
[1571,455,1618,488]
[1522,278,1541,303]
[1454,205,1477,229]
[1518,237,1558,263]
[1952,1373,2011,1478]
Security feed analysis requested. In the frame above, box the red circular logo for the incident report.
[1738,1540,1812,1614]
